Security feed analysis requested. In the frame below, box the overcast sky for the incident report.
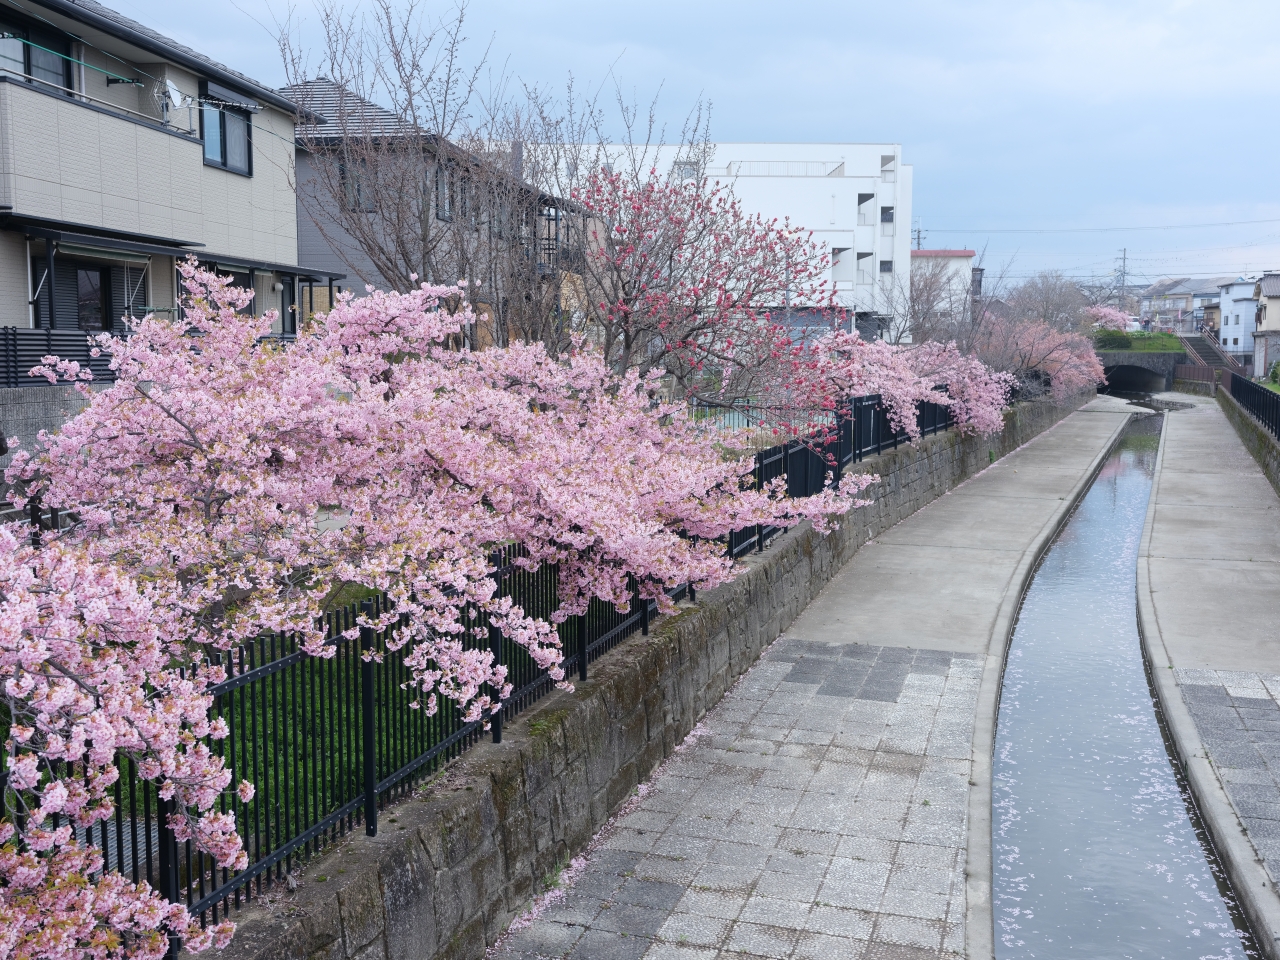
[115,0,1280,285]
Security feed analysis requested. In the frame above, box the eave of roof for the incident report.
[910,249,976,257]
[25,0,319,119]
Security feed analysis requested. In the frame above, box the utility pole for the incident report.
[1118,248,1127,305]
[912,224,926,250]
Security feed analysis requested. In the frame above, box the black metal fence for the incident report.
[3,391,956,945]
[0,326,116,388]
[1230,373,1280,440]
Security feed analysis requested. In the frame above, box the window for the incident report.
[880,260,893,274]
[671,160,699,181]
[857,193,875,226]
[881,154,896,183]
[881,205,895,236]
[29,41,64,90]
[0,22,70,91]
[76,268,105,331]
[340,159,374,212]
[435,165,453,221]
[0,29,23,78]
[856,252,873,284]
[199,81,253,175]
[1233,338,1239,345]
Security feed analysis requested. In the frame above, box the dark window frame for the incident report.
[199,80,254,177]
[879,260,894,274]
[76,265,106,332]
[0,16,72,92]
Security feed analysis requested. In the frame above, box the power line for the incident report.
[928,217,1280,235]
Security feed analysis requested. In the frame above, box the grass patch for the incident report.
[1094,331,1184,352]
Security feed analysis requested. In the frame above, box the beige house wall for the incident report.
[0,78,297,265]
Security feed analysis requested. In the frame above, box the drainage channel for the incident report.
[992,413,1259,958]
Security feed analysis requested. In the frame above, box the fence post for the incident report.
[360,600,377,837]
[489,615,504,744]
[27,498,40,548]
[157,795,182,958]
[577,613,588,682]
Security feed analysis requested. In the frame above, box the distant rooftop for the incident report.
[911,249,976,258]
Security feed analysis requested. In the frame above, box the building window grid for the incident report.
[201,102,252,176]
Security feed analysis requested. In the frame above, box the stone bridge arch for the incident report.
[1095,350,1186,392]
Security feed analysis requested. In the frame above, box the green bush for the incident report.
[1094,329,1133,350]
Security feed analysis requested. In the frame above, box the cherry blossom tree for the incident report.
[570,167,833,405]
[1,262,873,957]
[783,331,1015,440]
[971,316,1105,402]
[1085,305,1132,331]
[9,263,860,714]
[0,526,251,958]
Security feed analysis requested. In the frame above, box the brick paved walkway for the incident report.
[493,638,980,960]
[1176,669,1280,885]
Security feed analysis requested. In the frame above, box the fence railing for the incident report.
[1174,364,1217,383]
[0,327,117,388]
[2,390,956,946]
[1228,373,1280,441]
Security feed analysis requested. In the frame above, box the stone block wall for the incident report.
[0,384,94,483]
[214,392,1093,960]
[1173,378,1214,397]
[1219,388,1280,498]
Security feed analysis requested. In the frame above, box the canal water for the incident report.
[992,413,1258,958]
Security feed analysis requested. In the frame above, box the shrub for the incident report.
[1094,329,1133,350]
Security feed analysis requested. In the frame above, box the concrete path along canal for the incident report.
[489,398,1133,960]
[1138,393,1280,957]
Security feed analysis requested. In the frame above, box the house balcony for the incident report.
[0,74,213,243]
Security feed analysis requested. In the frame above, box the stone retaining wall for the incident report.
[1173,378,1214,397]
[0,384,93,478]
[215,392,1093,960]
[1219,388,1280,497]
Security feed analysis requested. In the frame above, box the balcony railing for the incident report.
[0,326,115,389]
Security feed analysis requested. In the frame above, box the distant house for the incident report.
[282,77,577,345]
[1218,277,1258,363]
[0,0,342,469]
[910,248,975,283]
[1140,276,1237,335]
[1252,273,1280,376]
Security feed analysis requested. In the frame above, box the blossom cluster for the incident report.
[0,525,247,957]
[782,330,1017,440]
[1084,305,1132,331]
[572,168,831,404]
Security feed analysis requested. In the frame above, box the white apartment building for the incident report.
[1218,277,1258,361]
[625,143,912,340]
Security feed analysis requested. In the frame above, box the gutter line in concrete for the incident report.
[965,411,1132,960]
[1137,414,1280,959]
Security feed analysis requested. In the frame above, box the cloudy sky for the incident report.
[118,0,1280,285]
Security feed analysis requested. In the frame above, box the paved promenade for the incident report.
[492,399,1132,960]
[1137,393,1280,948]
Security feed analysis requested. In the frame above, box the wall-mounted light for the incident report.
[272,282,284,293]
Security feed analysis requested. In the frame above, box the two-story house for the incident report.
[0,0,343,470]
[1252,273,1280,378]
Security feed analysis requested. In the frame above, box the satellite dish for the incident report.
[165,79,189,107]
